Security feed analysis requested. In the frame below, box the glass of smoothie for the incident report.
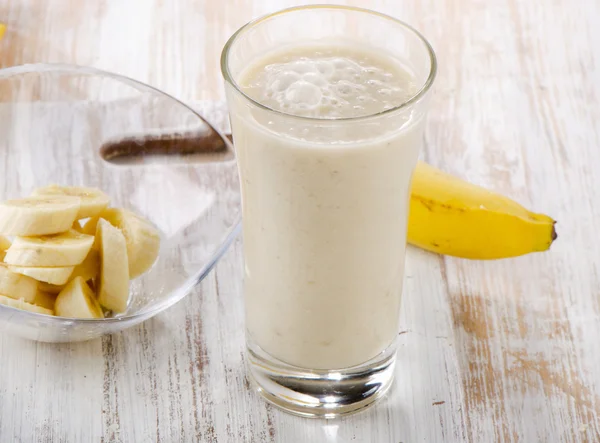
[221,5,437,417]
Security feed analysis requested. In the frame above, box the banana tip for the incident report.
[551,221,558,242]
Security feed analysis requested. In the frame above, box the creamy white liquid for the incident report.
[229,45,424,370]
[242,46,417,119]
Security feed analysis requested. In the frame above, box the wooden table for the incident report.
[1,1,598,441]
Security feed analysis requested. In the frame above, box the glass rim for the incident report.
[220,4,438,122]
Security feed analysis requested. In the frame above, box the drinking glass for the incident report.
[221,5,436,417]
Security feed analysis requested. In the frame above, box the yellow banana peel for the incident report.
[408,161,557,259]
[0,23,5,41]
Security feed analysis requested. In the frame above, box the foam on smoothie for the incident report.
[241,47,418,119]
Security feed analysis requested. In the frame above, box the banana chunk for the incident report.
[0,294,54,316]
[96,219,129,313]
[35,249,99,293]
[33,290,57,311]
[5,230,94,267]
[93,209,160,278]
[0,264,38,303]
[55,277,103,319]
[0,195,80,236]
[9,265,74,285]
[32,185,110,219]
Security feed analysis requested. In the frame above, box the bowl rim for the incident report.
[0,62,242,326]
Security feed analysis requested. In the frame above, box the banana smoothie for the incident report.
[228,45,425,370]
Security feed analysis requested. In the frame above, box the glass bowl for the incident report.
[0,63,241,342]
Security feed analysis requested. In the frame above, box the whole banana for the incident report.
[408,162,557,259]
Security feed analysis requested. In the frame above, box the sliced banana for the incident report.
[33,290,57,311]
[32,185,110,219]
[0,189,161,319]
[35,249,99,293]
[97,208,160,278]
[0,294,54,316]
[96,219,130,313]
[4,230,94,267]
[0,195,80,236]
[55,277,103,319]
[0,263,38,303]
[8,265,74,285]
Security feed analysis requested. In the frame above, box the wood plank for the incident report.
[0,0,598,441]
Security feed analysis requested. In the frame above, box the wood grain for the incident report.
[1,0,599,441]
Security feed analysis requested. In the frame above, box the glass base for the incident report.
[246,338,397,418]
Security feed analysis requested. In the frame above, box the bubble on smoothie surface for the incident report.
[241,47,418,119]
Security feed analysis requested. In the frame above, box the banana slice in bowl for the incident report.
[55,277,104,319]
[5,230,94,267]
[8,265,75,285]
[32,185,110,219]
[0,196,81,236]
[83,208,160,278]
[95,218,130,313]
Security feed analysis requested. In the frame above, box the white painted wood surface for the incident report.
[1,0,599,441]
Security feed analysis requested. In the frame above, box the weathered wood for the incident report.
[0,0,598,441]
